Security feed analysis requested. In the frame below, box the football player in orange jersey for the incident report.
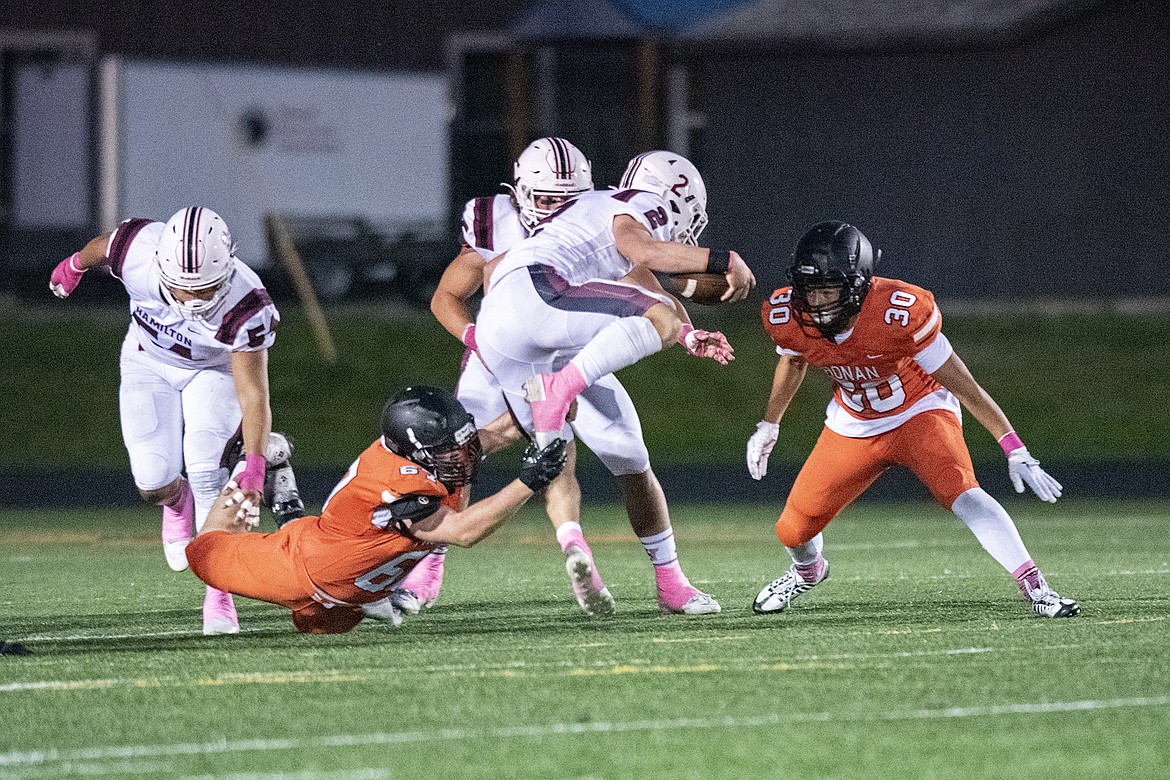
[747,221,1079,619]
[186,386,567,634]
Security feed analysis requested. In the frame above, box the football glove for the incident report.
[49,253,86,299]
[1007,447,1063,503]
[680,325,735,365]
[747,420,780,480]
[519,439,567,491]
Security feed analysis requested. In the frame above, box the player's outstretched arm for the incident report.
[431,245,487,347]
[231,349,273,505]
[747,355,808,479]
[612,216,754,302]
[930,352,1062,502]
[411,440,568,547]
[49,234,111,299]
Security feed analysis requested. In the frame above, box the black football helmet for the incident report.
[788,220,879,338]
[380,386,482,490]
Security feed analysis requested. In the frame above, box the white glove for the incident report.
[1007,447,1063,503]
[747,420,780,480]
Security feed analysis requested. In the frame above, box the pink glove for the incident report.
[461,323,478,351]
[49,253,86,299]
[236,453,267,493]
[679,325,735,365]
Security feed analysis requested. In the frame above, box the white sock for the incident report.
[951,487,1032,573]
[638,527,679,566]
[570,317,662,386]
[188,467,229,532]
[786,533,824,565]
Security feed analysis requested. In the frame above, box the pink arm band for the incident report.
[677,323,695,345]
[998,431,1025,456]
[237,453,267,492]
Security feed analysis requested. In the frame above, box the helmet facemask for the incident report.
[156,207,237,320]
[790,269,869,339]
[409,421,483,491]
[159,267,236,321]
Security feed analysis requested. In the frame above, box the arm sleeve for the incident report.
[913,331,954,373]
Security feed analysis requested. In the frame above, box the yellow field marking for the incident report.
[569,664,723,676]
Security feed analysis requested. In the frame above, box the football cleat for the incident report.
[202,587,240,635]
[1021,574,1081,618]
[263,433,305,528]
[659,587,721,615]
[361,597,404,627]
[752,560,830,615]
[388,588,423,615]
[565,544,616,617]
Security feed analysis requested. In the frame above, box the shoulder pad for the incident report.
[372,493,443,536]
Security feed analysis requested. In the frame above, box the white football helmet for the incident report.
[620,151,709,245]
[155,207,237,319]
[510,137,594,232]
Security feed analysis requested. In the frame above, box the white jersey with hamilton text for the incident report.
[105,218,279,370]
[486,188,674,291]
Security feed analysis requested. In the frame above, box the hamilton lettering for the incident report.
[133,306,193,347]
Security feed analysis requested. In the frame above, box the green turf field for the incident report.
[4,302,1168,470]
[2,500,1167,779]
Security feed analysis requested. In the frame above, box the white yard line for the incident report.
[0,696,1165,771]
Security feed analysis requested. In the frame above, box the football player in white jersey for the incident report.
[49,207,282,634]
[468,149,755,615]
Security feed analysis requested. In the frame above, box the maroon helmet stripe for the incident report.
[215,288,273,344]
[107,218,152,277]
[184,207,202,274]
[473,197,494,250]
[548,137,571,179]
[620,154,649,189]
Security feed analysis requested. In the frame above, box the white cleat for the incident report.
[1022,574,1081,618]
[362,597,405,627]
[163,540,191,572]
[660,589,721,615]
[752,561,829,615]
[388,589,423,615]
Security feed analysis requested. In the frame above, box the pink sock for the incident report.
[161,478,194,543]
[794,555,826,583]
[654,561,692,592]
[1012,560,1041,591]
[554,362,587,397]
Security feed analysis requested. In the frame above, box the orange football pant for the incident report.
[776,410,980,548]
[187,520,364,634]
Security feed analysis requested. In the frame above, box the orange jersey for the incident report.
[294,439,464,606]
[762,277,958,437]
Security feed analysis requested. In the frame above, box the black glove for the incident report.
[519,439,567,491]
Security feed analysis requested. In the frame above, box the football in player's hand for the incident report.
[658,272,731,305]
